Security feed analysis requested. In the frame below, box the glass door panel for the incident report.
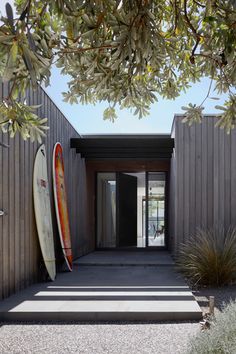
[147,172,166,247]
[97,173,116,248]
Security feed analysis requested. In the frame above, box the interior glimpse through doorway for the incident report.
[96,172,166,248]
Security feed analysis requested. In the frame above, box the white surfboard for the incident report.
[33,144,56,281]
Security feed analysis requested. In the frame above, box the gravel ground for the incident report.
[193,284,236,315]
[0,321,199,354]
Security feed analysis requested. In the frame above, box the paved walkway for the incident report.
[74,250,175,266]
[0,251,202,322]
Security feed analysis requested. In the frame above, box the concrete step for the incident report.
[74,251,175,266]
[0,278,202,322]
[34,289,195,300]
[1,300,202,322]
[0,261,202,322]
[0,285,202,322]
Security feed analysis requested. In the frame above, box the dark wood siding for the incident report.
[0,82,91,300]
[169,115,236,254]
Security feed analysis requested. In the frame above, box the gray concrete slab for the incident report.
[74,250,175,266]
[0,256,202,322]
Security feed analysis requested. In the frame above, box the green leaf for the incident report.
[5,3,14,32]
[3,40,18,81]
[27,32,36,52]
[81,29,95,40]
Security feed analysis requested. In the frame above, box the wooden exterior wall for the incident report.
[0,82,91,300]
[169,115,236,254]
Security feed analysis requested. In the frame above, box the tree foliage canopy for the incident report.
[0,0,235,141]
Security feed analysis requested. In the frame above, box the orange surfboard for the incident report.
[53,143,73,271]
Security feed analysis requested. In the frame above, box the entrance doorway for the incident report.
[96,172,167,248]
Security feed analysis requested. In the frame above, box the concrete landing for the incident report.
[74,250,175,266]
[0,252,202,322]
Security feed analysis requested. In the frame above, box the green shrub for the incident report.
[189,300,236,354]
[177,227,236,287]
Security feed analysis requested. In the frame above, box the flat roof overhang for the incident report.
[70,135,174,160]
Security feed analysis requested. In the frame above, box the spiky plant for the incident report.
[177,227,236,287]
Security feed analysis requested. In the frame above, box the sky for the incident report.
[0,1,229,135]
[46,68,227,135]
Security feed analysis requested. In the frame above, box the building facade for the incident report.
[0,82,235,299]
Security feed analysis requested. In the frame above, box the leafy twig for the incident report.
[192,0,206,7]
[58,44,118,55]
[200,77,213,107]
[29,2,47,30]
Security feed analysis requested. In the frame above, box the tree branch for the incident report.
[193,53,220,64]
[0,141,10,148]
[192,0,205,7]
[58,44,118,55]
[183,0,200,40]
[6,78,17,101]
[190,37,200,64]
[200,77,213,107]
[174,0,179,32]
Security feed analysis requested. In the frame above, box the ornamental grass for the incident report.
[177,227,236,287]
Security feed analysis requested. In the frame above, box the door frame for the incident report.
[145,171,168,249]
[95,170,169,249]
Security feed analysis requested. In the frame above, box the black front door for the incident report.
[116,173,137,247]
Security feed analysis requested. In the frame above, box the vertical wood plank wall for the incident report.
[169,115,236,254]
[0,83,90,300]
